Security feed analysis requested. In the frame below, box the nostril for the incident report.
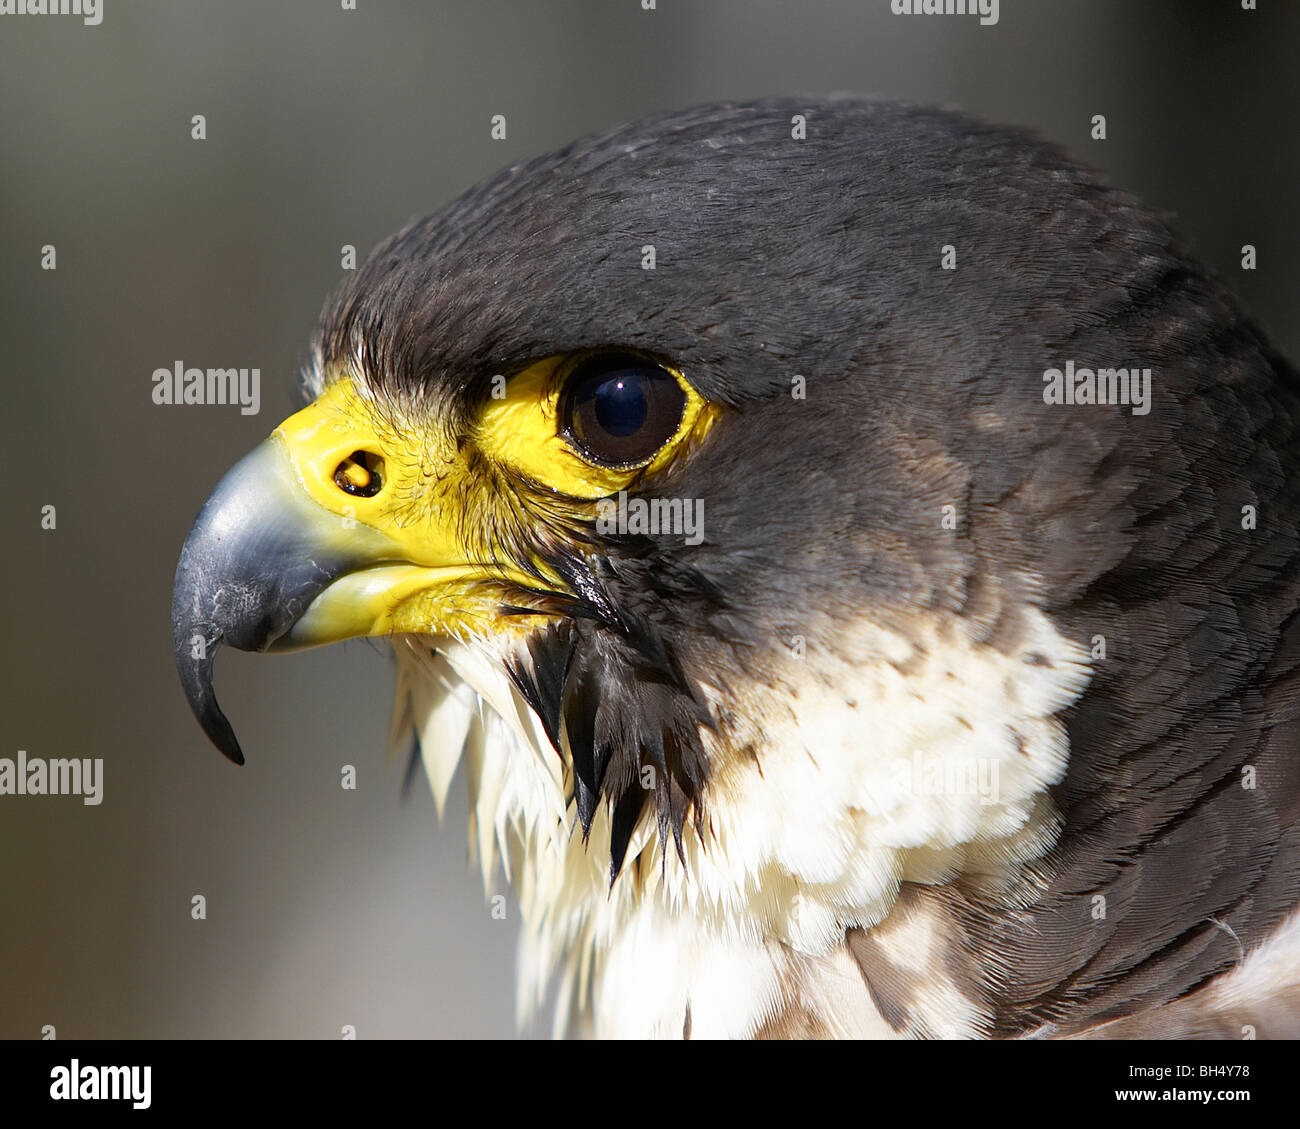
[333,451,384,498]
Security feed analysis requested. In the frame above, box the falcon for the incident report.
[171,98,1300,1039]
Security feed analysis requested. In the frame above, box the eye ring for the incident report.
[333,450,384,498]
[558,352,688,469]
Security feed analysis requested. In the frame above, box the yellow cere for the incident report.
[272,380,478,573]
[262,356,717,643]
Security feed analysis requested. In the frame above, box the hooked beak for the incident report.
[170,435,403,765]
[171,380,542,766]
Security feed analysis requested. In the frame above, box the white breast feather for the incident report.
[391,606,1091,1038]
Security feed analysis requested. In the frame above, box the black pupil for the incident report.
[594,375,649,437]
[564,355,686,467]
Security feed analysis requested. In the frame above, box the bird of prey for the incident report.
[171,98,1300,1039]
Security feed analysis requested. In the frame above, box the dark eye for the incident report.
[561,354,687,468]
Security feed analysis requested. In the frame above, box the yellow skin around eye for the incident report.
[260,358,717,645]
[475,354,717,499]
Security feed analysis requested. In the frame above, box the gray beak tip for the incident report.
[170,439,370,765]
[208,721,247,768]
[171,612,247,766]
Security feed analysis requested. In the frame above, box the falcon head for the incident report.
[172,99,1300,1039]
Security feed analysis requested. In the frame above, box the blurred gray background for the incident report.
[1,0,1296,1039]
